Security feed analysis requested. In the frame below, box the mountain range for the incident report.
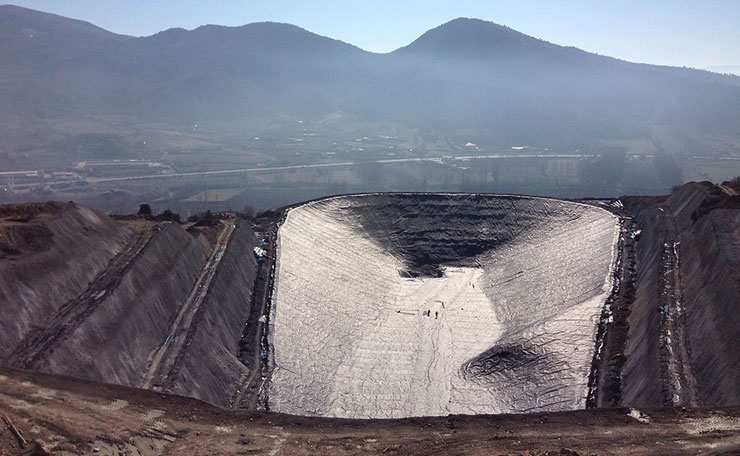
[2,4,740,159]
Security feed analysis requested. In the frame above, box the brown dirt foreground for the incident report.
[1,368,739,456]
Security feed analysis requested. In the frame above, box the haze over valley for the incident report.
[1,5,740,214]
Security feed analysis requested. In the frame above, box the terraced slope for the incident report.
[269,194,619,418]
[6,224,159,370]
[36,222,212,386]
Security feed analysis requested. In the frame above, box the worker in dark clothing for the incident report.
[435,311,439,319]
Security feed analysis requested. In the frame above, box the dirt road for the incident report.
[229,256,271,410]
[231,219,281,411]
[660,208,700,407]
[143,221,236,390]
[589,213,638,407]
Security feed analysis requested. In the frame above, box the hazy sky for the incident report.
[6,0,740,70]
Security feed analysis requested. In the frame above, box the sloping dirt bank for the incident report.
[0,202,132,359]
[1,202,263,409]
[2,367,740,456]
[621,181,740,407]
[38,221,212,386]
[164,221,260,407]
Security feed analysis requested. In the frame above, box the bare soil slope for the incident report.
[1,203,262,410]
[1,367,740,456]
[39,222,212,386]
[0,202,132,358]
[621,182,740,407]
[165,222,259,407]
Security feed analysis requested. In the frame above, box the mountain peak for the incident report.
[441,17,508,28]
[397,17,552,57]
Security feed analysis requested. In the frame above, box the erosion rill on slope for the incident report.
[268,194,620,418]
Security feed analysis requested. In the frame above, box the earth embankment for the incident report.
[0,202,131,359]
[40,221,212,386]
[1,202,264,408]
[165,221,259,406]
[622,182,740,407]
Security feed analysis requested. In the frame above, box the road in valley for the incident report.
[68,153,597,185]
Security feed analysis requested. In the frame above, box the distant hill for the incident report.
[705,64,740,76]
[367,18,740,145]
[2,6,740,153]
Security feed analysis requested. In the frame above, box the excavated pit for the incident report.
[269,194,619,418]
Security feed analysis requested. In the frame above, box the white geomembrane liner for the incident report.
[269,195,618,418]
